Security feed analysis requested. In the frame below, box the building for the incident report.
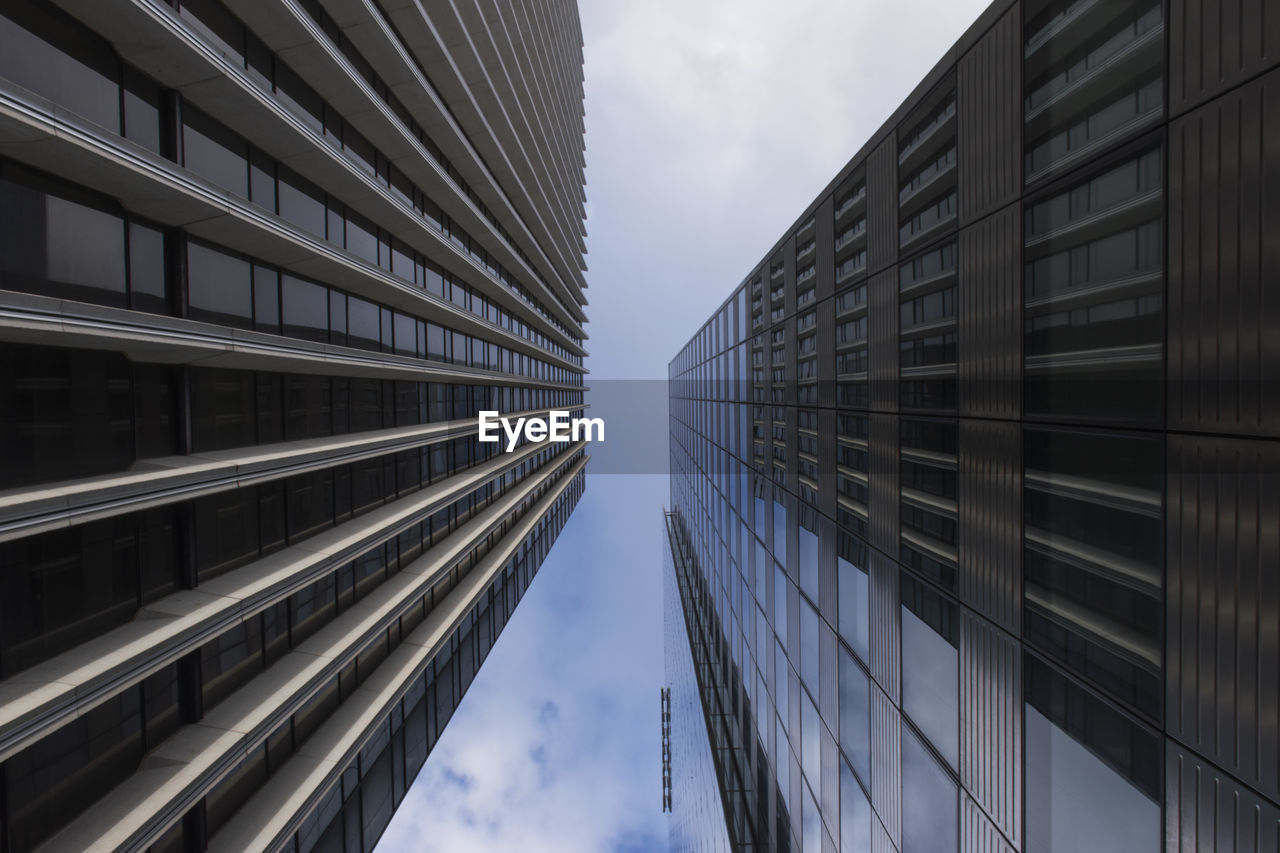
[665,510,734,853]
[0,0,586,850]
[666,0,1279,850]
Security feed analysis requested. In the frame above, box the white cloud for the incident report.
[380,1,997,850]
[377,477,669,853]
[579,0,994,379]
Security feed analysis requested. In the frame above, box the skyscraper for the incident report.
[0,1,586,850]
[666,0,1279,850]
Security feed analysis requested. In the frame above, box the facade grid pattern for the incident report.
[0,0,588,851]
[665,0,1280,851]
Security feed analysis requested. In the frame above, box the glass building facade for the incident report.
[666,0,1280,851]
[0,0,588,851]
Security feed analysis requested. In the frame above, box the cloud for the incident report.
[579,0,994,379]
[376,477,669,853]
[378,1,996,851]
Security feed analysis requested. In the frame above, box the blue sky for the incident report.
[377,1,992,850]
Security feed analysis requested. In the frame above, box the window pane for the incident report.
[128,221,167,313]
[182,107,248,197]
[901,724,958,853]
[837,544,870,662]
[840,759,871,853]
[900,575,959,769]
[1025,657,1160,853]
[188,241,252,329]
[278,167,326,238]
[281,275,329,343]
[0,0,120,133]
[837,645,870,784]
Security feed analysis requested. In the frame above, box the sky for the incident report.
[377,1,992,850]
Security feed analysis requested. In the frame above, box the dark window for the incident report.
[285,373,332,440]
[191,367,256,452]
[188,241,253,329]
[286,468,335,543]
[1024,427,1163,716]
[1,685,142,851]
[177,0,246,65]
[253,264,280,332]
[1025,653,1162,850]
[182,107,249,197]
[347,296,381,352]
[193,487,260,582]
[201,617,264,710]
[281,274,329,343]
[128,222,168,313]
[0,516,141,677]
[204,745,267,836]
[0,0,121,133]
[0,343,134,488]
[277,166,326,238]
[0,161,127,306]
[345,210,378,264]
[123,66,164,155]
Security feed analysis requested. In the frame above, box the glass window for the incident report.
[901,723,958,853]
[347,295,381,352]
[840,759,871,853]
[200,617,264,710]
[837,534,870,662]
[0,0,120,133]
[800,598,820,696]
[1023,148,1163,422]
[1,684,142,851]
[802,779,821,853]
[281,274,329,343]
[252,264,280,332]
[182,107,248,197]
[837,645,870,783]
[277,166,326,238]
[801,690,821,790]
[0,515,142,677]
[900,575,959,769]
[798,517,819,602]
[190,367,255,451]
[1024,427,1163,716]
[0,162,127,306]
[249,147,276,212]
[1025,656,1160,853]
[774,564,789,645]
[345,210,378,264]
[773,498,787,558]
[123,67,163,155]
[128,221,167,313]
[188,240,252,328]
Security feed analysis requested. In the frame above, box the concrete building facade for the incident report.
[665,0,1280,850]
[0,0,587,850]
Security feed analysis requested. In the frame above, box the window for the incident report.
[900,575,959,769]
[1025,654,1160,853]
[1024,427,1162,716]
[188,241,252,328]
[0,0,121,134]
[838,643,870,783]
[1024,2,1163,180]
[901,723,958,853]
[281,274,330,343]
[0,161,127,306]
[1024,148,1163,422]
[182,106,248,196]
[837,532,869,661]
[900,419,958,590]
